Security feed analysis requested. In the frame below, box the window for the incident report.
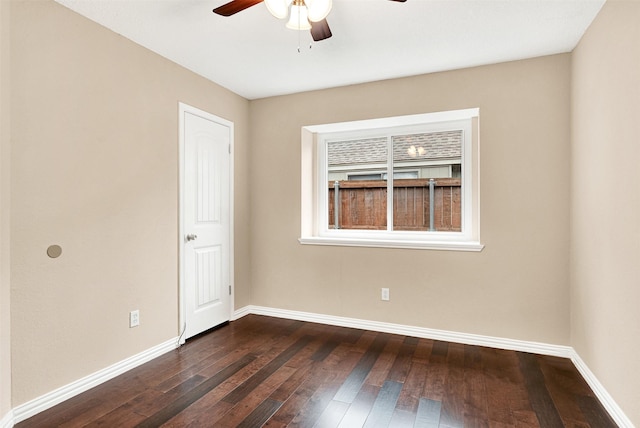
[300,109,483,251]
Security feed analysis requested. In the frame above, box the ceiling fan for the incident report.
[213,0,407,42]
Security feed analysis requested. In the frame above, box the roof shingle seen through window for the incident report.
[328,131,462,166]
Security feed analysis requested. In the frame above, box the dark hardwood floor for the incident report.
[17,315,617,427]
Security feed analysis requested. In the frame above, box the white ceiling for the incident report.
[53,0,605,100]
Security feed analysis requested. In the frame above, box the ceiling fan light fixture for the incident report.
[306,0,332,22]
[285,3,312,30]
[264,0,291,19]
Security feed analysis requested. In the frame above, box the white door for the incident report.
[180,103,233,340]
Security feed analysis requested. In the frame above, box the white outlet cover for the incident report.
[129,310,140,328]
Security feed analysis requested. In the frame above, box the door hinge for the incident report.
[229,285,232,295]
[228,144,231,154]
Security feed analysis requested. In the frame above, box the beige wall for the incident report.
[571,0,640,424]
[250,55,572,344]
[9,0,250,405]
[1,0,12,420]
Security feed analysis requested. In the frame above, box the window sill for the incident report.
[299,236,484,252]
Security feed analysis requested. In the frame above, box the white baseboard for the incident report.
[231,304,252,320]
[569,351,635,428]
[0,410,14,428]
[235,305,574,357]
[234,305,634,427]
[11,337,178,425]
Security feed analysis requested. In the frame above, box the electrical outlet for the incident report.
[381,288,390,301]
[129,310,140,328]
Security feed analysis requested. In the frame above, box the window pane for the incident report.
[392,131,462,232]
[327,137,387,230]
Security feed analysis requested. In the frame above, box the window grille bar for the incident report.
[333,180,340,229]
[429,178,435,231]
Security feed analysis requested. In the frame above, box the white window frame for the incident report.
[300,108,483,251]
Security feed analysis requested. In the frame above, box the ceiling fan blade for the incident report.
[213,0,263,16]
[389,0,407,2]
[310,19,332,42]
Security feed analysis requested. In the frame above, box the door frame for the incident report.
[178,102,234,345]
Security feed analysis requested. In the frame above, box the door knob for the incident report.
[186,234,198,242]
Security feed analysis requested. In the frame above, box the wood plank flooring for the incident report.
[16,315,617,427]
